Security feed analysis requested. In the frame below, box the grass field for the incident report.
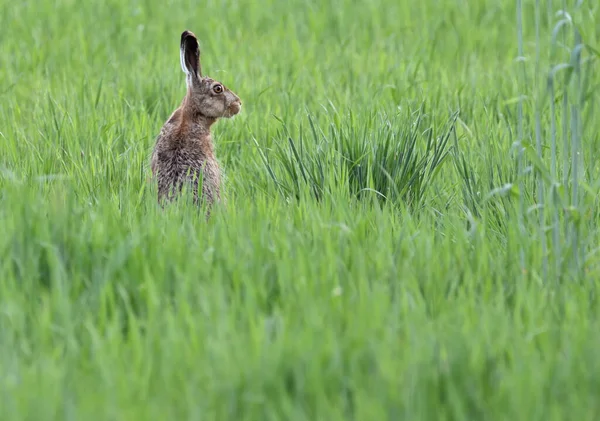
[1,0,600,419]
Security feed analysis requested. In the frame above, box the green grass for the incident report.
[1,0,600,419]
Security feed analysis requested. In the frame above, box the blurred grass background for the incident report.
[0,0,599,419]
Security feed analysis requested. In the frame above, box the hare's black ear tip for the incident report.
[181,30,196,42]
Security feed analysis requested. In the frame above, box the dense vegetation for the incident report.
[1,0,599,419]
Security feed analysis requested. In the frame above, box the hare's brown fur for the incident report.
[150,30,241,211]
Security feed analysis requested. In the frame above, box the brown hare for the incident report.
[150,30,241,213]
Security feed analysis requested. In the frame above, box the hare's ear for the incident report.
[180,30,202,80]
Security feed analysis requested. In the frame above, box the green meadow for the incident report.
[1,0,599,418]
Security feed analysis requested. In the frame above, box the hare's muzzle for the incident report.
[228,100,242,117]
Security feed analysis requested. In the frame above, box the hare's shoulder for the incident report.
[156,144,210,170]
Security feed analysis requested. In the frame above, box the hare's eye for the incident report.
[213,84,223,94]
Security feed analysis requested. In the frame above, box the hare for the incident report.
[150,30,242,213]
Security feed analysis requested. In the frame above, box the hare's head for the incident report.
[180,30,242,119]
